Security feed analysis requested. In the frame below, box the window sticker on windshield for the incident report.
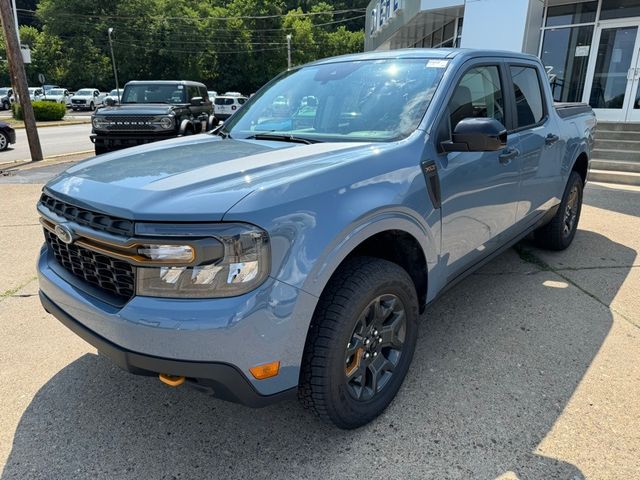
[426,60,449,69]
[177,85,184,89]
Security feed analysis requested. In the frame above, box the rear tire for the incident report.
[534,171,583,250]
[298,256,419,429]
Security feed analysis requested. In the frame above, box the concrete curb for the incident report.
[0,150,93,171]
[8,119,92,129]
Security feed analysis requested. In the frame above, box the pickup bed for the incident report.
[37,49,595,429]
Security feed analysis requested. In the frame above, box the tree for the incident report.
[12,0,366,92]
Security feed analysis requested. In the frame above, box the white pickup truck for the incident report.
[70,88,106,111]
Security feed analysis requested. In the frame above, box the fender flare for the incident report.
[178,118,193,135]
[299,208,438,299]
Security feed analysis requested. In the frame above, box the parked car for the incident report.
[207,90,218,99]
[0,122,16,151]
[0,88,14,110]
[36,49,595,429]
[104,89,121,106]
[28,87,45,102]
[70,88,105,111]
[213,92,247,120]
[41,88,71,106]
[90,80,214,154]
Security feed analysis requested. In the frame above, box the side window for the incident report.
[449,65,505,131]
[187,86,200,100]
[510,66,545,129]
[199,86,209,101]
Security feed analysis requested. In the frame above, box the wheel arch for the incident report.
[571,151,589,184]
[301,210,437,313]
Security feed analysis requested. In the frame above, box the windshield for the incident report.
[224,58,448,142]
[76,89,94,96]
[109,90,119,96]
[0,88,10,95]
[121,84,186,104]
[49,89,65,95]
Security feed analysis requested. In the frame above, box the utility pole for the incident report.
[0,0,43,162]
[107,27,120,100]
[286,34,292,69]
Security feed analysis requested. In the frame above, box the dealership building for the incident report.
[365,0,640,123]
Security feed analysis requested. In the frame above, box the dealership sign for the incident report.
[370,0,403,36]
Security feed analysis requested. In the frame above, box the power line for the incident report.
[16,8,365,21]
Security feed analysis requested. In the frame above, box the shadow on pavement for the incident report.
[2,231,635,480]
[585,182,640,217]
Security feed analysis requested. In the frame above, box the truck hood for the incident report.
[96,104,182,116]
[44,134,371,222]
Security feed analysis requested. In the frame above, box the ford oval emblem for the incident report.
[54,224,75,244]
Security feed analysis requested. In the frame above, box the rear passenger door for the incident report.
[505,62,563,223]
[435,60,522,276]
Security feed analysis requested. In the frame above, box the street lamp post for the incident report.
[107,28,120,100]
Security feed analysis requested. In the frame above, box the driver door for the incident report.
[436,61,521,277]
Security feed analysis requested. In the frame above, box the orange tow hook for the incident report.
[159,374,186,387]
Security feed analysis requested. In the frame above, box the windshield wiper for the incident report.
[211,124,232,139]
[244,133,319,144]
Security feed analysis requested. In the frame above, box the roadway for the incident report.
[0,123,94,164]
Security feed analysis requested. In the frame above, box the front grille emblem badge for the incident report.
[54,223,75,245]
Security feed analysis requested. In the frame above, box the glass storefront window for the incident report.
[589,26,638,108]
[600,0,640,20]
[541,25,594,102]
[545,1,598,27]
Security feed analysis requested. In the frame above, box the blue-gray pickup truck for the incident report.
[37,49,596,429]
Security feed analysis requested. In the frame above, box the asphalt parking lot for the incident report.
[0,169,638,479]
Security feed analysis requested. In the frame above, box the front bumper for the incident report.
[37,246,317,402]
[39,291,296,407]
[91,133,178,151]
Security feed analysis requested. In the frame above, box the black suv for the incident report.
[90,80,215,154]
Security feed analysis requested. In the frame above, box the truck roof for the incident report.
[125,80,206,87]
[308,48,541,66]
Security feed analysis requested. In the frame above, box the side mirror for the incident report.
[441,117,507,153]
[105,97,116,107]
[190,96,203,107]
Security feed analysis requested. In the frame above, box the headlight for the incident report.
[92,117,110,129]
[136,224,270,298]
[159,116,173,129]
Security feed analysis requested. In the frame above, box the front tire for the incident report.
[94,144,108,155]
[299,257,419,429]
[0,131,8,151]
[89,102,95,111]
[534,171,584,250]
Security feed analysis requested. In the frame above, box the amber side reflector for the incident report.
[159,374,186,387]
[249,361,280,380]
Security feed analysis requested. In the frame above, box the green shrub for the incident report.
[12,101,66,121]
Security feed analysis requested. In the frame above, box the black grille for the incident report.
[40,193,134,237]
[103,116,159,132]
[71,99,86,104]
[44,229,135,301]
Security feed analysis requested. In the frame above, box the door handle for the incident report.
[545,133,560,145]
[499,147,519,165]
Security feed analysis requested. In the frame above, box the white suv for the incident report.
[213,93,247,121]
